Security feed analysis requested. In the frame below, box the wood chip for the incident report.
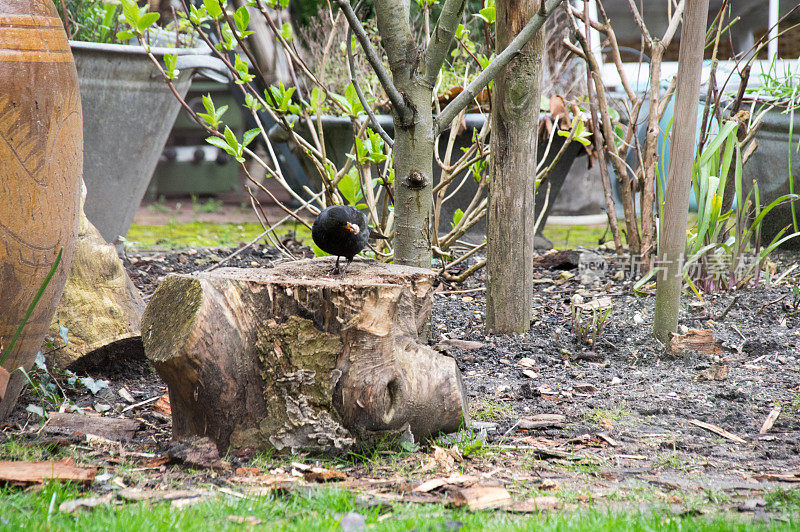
[689,419,746,444]
[517,357,537,369]
[302,466,347,483]
[507,496,561,513]
[573,383,597,393]
[441,339,483,351]
[694,364,728,382]
[753,472,800,483]
[228,516,262,525]
[597,432,619,447]
[413,478,448,493]
[759,406,781,434]
[449,485,511,511]
[117,489,201,502]
[0,366,9,400]
[0,457,96,485]
[44,412,140,443]
[539,479,559,491]
[533,250,580,269]
[59,493,113,514]
[167,436,224,469]
[171,496,206,509]
[118,388,135,403]
[413,474,478,493]
[517,414,566,429]
[153,394,171,416]
[670,329,722,355]
[575,297,612,312]
[521,370,539,379]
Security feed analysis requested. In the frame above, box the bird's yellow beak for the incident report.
[345,222,360,234]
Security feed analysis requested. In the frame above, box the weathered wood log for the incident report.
[48,210,144,370]
[141,258,468,455]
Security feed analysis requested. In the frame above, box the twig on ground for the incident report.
[689,419,746,444]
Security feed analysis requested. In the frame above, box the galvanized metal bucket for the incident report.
[72,39,228,244]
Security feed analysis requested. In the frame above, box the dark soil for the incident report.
[3,244,799,516]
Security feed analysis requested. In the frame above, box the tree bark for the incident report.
[141,258,468,455]
[654,0,710,344]
[373,0,435,268]
[486,0,545,333]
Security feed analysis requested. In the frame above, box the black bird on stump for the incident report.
[312,205,376,276]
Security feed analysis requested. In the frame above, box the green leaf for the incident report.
[215,105,228,121]
[138,12,160,33]
[234,6,250,32]
[79,376,109,395]
[206,136,232,151]
[337,169,362,205]
[280,22,293,41]
[328,92,352,115]
[203,0,223,19]
[309,87,323,114]
[163,53,179,79]
[474,6,495,24]
[223,126,239,152]
[116,30,135,41]
[244,93,262,111]
[451,208,464,228]
[242,128,261,147]
[344,83,364,116]
[120,0,140,28]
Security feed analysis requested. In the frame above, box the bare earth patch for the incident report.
[2,245,798,525]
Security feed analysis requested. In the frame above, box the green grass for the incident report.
[542,223,607,250]
[584,408,630,427]
[126,221,311,250]
[3,482,799,531]
[469,400,514,422]
[124,219,611,253]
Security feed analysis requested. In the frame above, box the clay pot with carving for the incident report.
[0,0,83,420]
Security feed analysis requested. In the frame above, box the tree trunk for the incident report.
[141,258,467,455]
[654,0,710,344]
[486,0,545,333]
[392,85,435,269]
[373,0,435,269]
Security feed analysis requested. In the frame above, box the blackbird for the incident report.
[312,205,372,276]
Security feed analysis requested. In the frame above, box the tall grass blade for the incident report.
[0,249,62,367]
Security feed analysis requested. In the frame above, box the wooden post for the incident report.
[486,0,545,333]
[654,0,710,343]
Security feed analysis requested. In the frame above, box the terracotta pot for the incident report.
[0,0,83,419]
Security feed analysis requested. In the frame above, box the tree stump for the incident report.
[141,258,468,455]
[49,210,144,370]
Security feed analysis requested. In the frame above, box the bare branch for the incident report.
[626,0,651,42]
[346,25,395,147]
[424,0,467,87]
[333,0,411,122]
[662,0,685,47]
[436,0,566,134]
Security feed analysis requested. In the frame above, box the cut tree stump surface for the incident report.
[141,258,468,455]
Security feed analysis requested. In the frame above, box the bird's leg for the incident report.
[337,257,353,278]
[330,256,341,275]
